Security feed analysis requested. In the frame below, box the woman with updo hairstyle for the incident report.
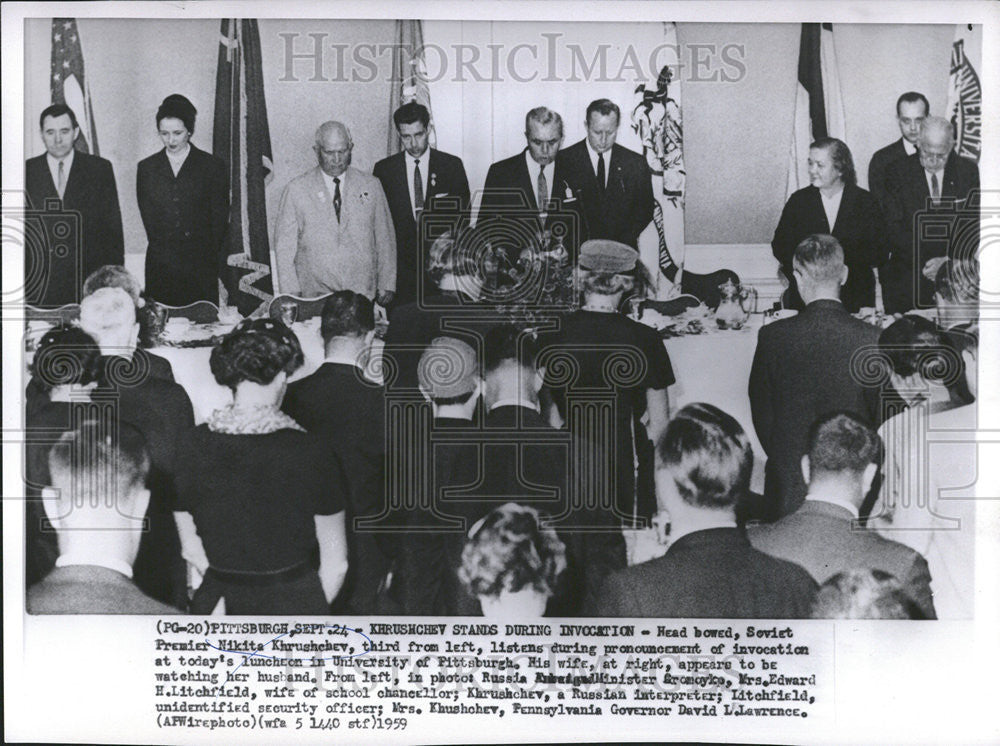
[137,93,229,306]
[172,319,349,614]
[772,137,889,312]
[459,503,566,618]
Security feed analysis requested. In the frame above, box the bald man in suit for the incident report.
[274,121,396,303]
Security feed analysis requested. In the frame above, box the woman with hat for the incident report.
[172,319,349,614]
[137,94,230,306]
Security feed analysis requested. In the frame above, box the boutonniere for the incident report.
[430,173,437,188]
[360,191,371,204]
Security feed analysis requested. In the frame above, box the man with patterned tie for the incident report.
[555,99,655,250]
[25,104,124,307]
[374,103,470,308]
[478,107,587,266]
[274,121,396,303]
[882,116,979,313]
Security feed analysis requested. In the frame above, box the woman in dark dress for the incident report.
[172,319,349,615]
[137,94,229,306]
[773,138,889,312]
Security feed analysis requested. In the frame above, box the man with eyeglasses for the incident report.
[274,121,396,304]
[867,91,929,210]
[881,116,979,314]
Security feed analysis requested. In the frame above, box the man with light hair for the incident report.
[749,235,880,521]
[882,115,979,313]
[274,121,396,303]
[479,106,586,263]
[28,421,180,614]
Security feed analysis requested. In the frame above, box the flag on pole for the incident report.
[50,18,99,155]
[632,22,685,299]
[213,19,275,315]
[947,24,982,163]
[785,23,846,200]
[388,20,435,156]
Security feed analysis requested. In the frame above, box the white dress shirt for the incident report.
[524,150,551,207]
[820,187,844,232]
[47,149,75,195]
[405,148,431,218]
[586,140,609,188]
[320,168,347,204]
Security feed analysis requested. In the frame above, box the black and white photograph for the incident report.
[3,1,998,744]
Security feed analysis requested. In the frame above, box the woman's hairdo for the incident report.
[459,503,567,600]
[810,137,857,187]
[31,327,104,392]
[210,318,304,390]
[156,93,197,133]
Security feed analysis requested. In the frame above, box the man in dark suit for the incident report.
[478,107,586,265]
[882,116,980,314]
[749,235,880,521]
[25,104,124,307]
[282,291,391,614]
[555,99,654,250]
[749,412,935,618]
[591,403,817,618]
[28,421,180,614]
[80,287,194,609]
[374,103,470,307]
[867,91,928,209]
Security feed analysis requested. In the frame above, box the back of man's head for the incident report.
[320,290,374,344]
[806,412,881,489]
[46,420,151,532]
[812,568,925,619]
[793,234,846,299]
[484,325,537,375]
[79,286,139,352]
[656,403,752,512]
[878,314,946,379]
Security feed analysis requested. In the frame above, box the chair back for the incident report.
[267,293,332,324]
[157,300,220,324]
[24,303,81,327]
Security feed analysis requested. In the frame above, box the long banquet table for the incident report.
[152,315,768,493]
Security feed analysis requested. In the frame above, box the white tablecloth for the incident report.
[156,315,767,493]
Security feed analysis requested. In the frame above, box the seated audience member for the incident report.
[282,291,389,614]
[394,336,483,615]
[28,421,179,614]
[78,286,194,609]
[25,327,105,586]
[749,412,935,618]
[591,403,818,618]
[749,234,879,521]
[82,264,176,370]
[869,325,977,619]
[459,503,567,619]
[173,319,348,614]
[541,239,673,523]
[383,230,490,392]
[934,257,979,334]
[80,282,173,381]
[812,569,926,620]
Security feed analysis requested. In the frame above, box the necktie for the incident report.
[930,172,940,200]
[333,177,342,221]
[57,159,66,198]
[596,152,606,194]
[537,164,548,214]
[413,160,424,217]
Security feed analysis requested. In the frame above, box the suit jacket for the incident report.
[478,149,588,263]
[748,499,936,618]
[28,564,181,614]
[882,151,980,313]
[772,184,890,312]
[274,166,395,299]
[373,149,470,305]
[137,145,230,306]
[555,140,654,249]
[25,152,124,307]
[748,300,880,520]
[591,527,817,618]
[867,138,910,209]
[282,362,390,614]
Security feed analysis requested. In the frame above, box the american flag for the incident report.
[50,18,99,155]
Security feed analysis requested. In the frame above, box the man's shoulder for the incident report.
[557,140,589,162]
[612,142,646,164]
[951,152,980,179]
[347,166,381,186]
[284,166,322,192]
[871,139,904,163]
[488,150,526,174]
[431,149,465,169]
[373,151,404,175]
